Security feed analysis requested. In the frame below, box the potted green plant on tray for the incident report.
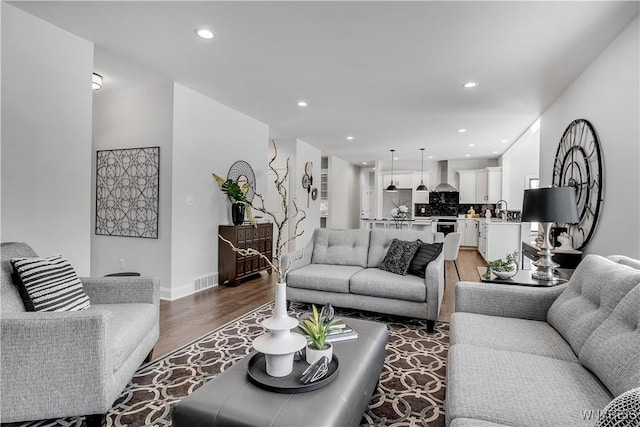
[484,250,519,280]
[299,304,341,365]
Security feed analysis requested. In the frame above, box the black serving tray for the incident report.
[247,352,339,393]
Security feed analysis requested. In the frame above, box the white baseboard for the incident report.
[159,272,218,301]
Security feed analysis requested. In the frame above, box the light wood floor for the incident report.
[154,248,485,360]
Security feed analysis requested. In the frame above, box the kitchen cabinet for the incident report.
[383,173,415,189]
[458,167,502,204]
[457,219,479,247]
[457,170,476,203]
[477,219,523,263]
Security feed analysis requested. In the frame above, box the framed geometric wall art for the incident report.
[95,146,160,239]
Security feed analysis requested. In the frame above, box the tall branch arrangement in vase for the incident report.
[217,141,308,377]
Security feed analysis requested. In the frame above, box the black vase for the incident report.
[231,203,245,225]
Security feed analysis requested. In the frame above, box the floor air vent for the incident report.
[194,274,217,291]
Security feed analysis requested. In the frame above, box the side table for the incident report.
[476,267,574,287]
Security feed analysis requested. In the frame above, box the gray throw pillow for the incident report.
[379,239,421,275]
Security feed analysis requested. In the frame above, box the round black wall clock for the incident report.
[552,119,603,251]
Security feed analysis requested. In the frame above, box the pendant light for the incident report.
[416,148,429,192]
[386,149,398,192]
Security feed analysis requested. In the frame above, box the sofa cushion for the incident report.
[378,239,420,275]
[1,242,38,313]
[547,254,640,355]
[91,303,157,370]
[446,344,613,427]
[579,284,640,397]
[311,229,370,268]
[350,268,426,302]
[408,242,443,278]
[286,264,363,293]
[450,312,578,362]
[367,229,439,268]
[10,255,91,312]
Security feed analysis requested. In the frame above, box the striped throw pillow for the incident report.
[10,255,90,312]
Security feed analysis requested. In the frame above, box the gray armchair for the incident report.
[0,242,160,426]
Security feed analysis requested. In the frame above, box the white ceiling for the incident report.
[10,1,639,171]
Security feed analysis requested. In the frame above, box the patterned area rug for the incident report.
[7,303,449,427]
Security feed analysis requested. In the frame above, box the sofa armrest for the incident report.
[1,310,113,416]
[424,251,445,317]
[282,237,314,276]
[81,276,159,307]
[455,281,567,321]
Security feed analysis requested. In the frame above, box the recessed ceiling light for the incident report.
[347,136,354,141]
[362,162,367,165]
[458,129,467,133]
[428,155,434,159]
[468,143,475,147]
[195,28,215,39]
[463,82,478,88]
[394,157,399,161]
[501,139,508,143]
[297,100,308,107]
[492,151,499,154]
[465,154,470,157]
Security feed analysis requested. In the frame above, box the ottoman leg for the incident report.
[426,320,435,333]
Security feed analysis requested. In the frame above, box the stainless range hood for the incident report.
[433,161,458,192]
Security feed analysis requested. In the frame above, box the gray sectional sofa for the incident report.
[446,254,640,426]
[283,228,445,332]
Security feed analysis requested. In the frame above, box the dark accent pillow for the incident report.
[10,271,35,311]
[379,239,421,275]
[408,242,443,278]
[10,255,90,312]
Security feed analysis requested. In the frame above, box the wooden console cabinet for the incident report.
[218,223,273,286]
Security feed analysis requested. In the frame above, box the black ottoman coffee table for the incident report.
[172,317,388,427]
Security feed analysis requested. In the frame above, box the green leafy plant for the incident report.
[299,305,341,350]
[212,173,256,226]
[484,250,518,279]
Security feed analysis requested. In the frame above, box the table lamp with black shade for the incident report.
[521,187,579,282]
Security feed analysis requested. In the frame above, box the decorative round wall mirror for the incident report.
[227,161,256,203]
[552,119,603,251]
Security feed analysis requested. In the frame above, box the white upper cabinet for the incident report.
[458,170,476,203]
[458,167,502,204]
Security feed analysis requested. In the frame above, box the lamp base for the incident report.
[532,222,560,282]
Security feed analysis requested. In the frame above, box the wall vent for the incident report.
[194,273,217,292]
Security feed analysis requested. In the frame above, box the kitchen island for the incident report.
[360,218,434,231]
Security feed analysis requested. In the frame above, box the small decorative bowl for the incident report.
[491,264,518,279]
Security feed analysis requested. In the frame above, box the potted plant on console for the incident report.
[299,305,341,365]
[212,174,255,226]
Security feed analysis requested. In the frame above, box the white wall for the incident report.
[91,46,174,288]
[500,123,540,211]
[171,83,268,300]
[540,16,639,258]
[1,4,93,274]
[327,155,361,229]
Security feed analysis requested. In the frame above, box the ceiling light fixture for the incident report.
[362,162,367,165]
[492,151,499,154]
[346,136,354,140]
[465,154,470,157]
[501,139,509,143]
[463,82,478,88]
[297,101,308,107]
[428,155,434,159]
[416,148,429,192]
[92,73,103,90]
[458,128,466,133]
[468,143,475,147]
[195,28,214,39]
[386,149,398,192]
